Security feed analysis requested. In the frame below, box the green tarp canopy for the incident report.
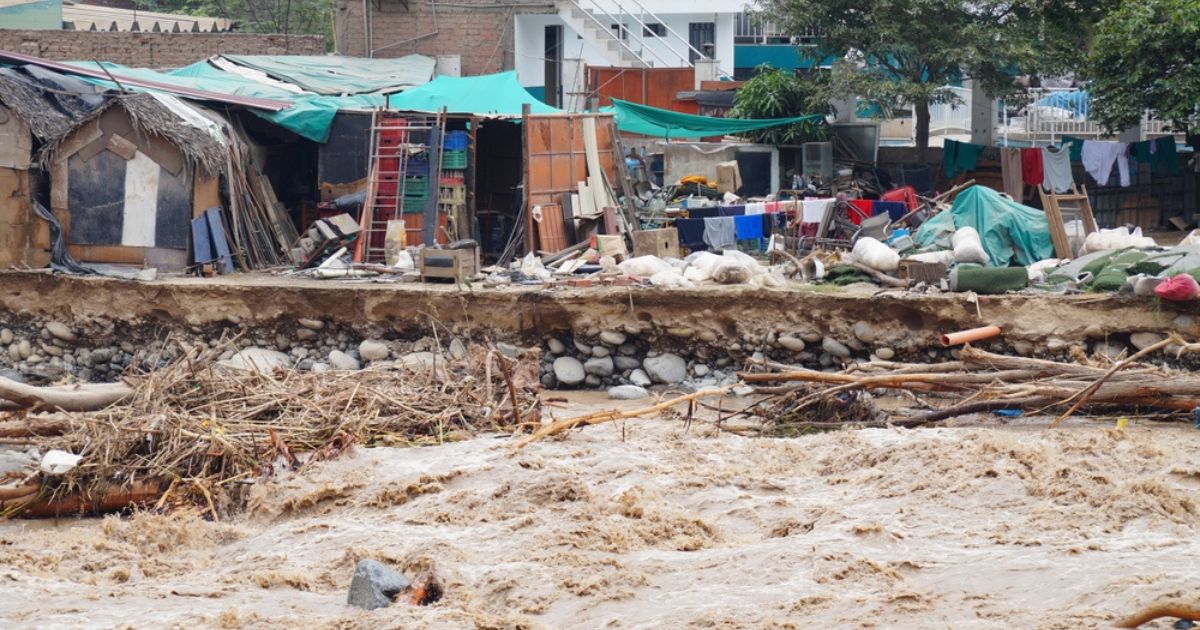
[217,54,435,95]
[914,185,1054,266]
[609,98,822,139]
[384,71,560,116]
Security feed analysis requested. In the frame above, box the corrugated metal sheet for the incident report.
[0,49,292,112]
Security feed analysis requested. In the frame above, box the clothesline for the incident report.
[944,136,1184,191]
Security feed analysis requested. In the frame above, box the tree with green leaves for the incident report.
[1088,0,1199,133]
[728,66,830,145]
[141,0,332,39]
[754,0,1103,147]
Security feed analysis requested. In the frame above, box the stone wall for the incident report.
[334,0,551,75]
[0,29,326,68]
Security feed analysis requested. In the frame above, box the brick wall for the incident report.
[0,30,326,68]
[334,0,551,75]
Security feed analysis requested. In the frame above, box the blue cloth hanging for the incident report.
[675,218,708,250]
[734,214,764,240]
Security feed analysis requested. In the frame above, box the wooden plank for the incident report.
[76,135,109,162]
[105,133,138,161]
[67,244,147,265]
[205,207,234,273]
[53,121,102,163]
[536,203,567,253]
[192,174,220,219]
[582,116,613,214]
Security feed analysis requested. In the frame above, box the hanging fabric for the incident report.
[703,216,736,249]
[1041,146,1075,193]
[1000,147,1024,199]
[734,214,764,240]
[1020,147,1044,187]
[848,199,873,225]
[675,218,707,250]
[1132,137,1181,175]
[1080,140,1131,187]
[943,139,987,179]
[1060,135,1087,162]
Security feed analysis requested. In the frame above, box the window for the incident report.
[643,23,666,37]
[610,23,629,40]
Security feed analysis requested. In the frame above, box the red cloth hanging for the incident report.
[848,199,873,225]
[1020,148,1044,186]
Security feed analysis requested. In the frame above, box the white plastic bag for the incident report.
[618,255,672,277]
[520,252,552,280]
[1080,227,1158,254]
[951,227,989,265]
[851,237,900,272]
[904,250,956,266]
[394,250,415,271]
[1026,258,1065,283]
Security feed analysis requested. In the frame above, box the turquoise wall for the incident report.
[734,45,834,71]
[525,85,546,104]
[0,0,62,29]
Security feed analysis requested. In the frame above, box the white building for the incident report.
[513,0,740,110]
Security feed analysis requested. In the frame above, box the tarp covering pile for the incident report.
[609,98,822,139]
[914,185,1054,266]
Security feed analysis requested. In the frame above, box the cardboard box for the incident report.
[593,234,627,259]
[631,228,680,259]
[716,160,742,194]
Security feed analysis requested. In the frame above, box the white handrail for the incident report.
[567,0,650,67]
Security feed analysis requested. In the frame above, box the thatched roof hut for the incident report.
[45,91,227,270]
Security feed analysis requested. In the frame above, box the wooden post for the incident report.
[522,103,534,255]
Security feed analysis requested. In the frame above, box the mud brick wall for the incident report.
[0,30,326,68]
[334,0,551,75]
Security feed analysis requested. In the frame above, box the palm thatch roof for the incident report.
[43,92,227,177]
[0,67,106,141]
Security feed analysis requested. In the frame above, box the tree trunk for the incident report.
[914,98,931,150]
[0,376,131,411]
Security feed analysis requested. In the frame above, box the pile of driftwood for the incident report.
[0,343,541,519]
[515,336,1194,447]
[740,336,1191,431]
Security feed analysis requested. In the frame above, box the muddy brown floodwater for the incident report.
[2,393,1199,629]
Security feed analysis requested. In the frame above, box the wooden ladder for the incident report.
[356,111,445,264]
[1039,183,1098,259]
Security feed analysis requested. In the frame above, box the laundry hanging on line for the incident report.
[1041,145,1075,193]
[1020,147,1044,187]
[1080,140,1131,187]
[943,139,988,179]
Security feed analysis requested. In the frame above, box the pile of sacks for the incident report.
[617,250,786,288]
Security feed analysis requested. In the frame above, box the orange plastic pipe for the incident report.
[941,325,1001,347]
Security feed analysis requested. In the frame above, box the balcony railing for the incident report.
[734,13,818,45]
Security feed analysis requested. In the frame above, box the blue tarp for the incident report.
[1037,91,1090,118]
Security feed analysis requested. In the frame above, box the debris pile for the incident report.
[0,341,541,518]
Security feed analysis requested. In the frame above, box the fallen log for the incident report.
[0,414,73,438]
[0,479,164,518]
[0,377,131,411]
[1051,336,1178,426]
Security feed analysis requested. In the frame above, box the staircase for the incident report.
[556,0,646,67]
[556,0,703,69]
